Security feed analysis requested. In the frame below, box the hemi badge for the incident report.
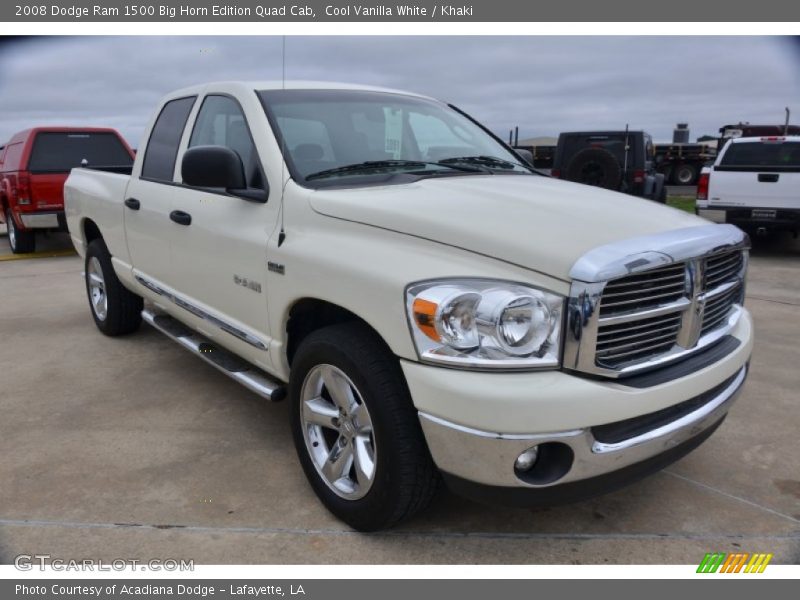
[268,261,285,275]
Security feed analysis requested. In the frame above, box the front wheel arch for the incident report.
[285,297,392,367]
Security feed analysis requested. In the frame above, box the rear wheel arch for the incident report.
[82,218,103,246]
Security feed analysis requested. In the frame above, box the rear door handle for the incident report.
[124,198,140,210]
[169,210,192,226]
[758,173,779,183]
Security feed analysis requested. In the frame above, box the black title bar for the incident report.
[5,0,800,22]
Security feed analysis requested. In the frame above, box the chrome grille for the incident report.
[593,249,746,371]
[701,284,742,335]
[564,224,749,379]
[706,251,743,289]
[599,263,685,317]
[596,312,683,365]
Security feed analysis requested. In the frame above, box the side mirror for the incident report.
[182,145,246,190]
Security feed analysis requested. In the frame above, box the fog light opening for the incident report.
[513,442,574,485]
[514,446,540,472]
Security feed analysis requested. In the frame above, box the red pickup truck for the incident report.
[0,127,134,253]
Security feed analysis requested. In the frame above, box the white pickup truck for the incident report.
[697,135,800,235]
[65,82,753,531]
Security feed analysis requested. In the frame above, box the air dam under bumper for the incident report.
[417,363,747,506]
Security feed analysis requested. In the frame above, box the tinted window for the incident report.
[142,96,196,181]
[2,143,23,170]
[27,132,132,172]
[557,134,641,167]
[189,95,264,189]
[721,141,800,167]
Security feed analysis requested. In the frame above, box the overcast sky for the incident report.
[1,36,798,147]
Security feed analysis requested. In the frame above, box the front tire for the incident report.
[6,209,35,254]
[289,323,440,531]
[85,239,143,336]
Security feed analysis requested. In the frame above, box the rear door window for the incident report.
[141,96,196,181]
[28,132,133,173]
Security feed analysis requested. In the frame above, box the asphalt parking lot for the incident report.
[0,229,798,565]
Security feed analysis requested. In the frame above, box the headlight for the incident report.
[406,279,563,369]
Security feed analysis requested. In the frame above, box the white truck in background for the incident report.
[65,81,753,531]
[696,136,800,236]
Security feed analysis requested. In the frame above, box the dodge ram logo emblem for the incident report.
[676,259,706,349]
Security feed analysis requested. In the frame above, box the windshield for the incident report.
[258,89,531,187]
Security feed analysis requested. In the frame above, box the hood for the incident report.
[308,174,706,281]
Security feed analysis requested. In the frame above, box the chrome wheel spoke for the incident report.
[88,273,104,287]
[351,403,373,434]
[322,438,354,483]
[353,435,375,487]
[302,396,339,429]
[321,365,355,413]
[92,293,104,313]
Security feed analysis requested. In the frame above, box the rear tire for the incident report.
[672,163,697,185]
[6,209,35,254]
[85,239,143,336]
[289,323,440,531]
[657,185,667,204]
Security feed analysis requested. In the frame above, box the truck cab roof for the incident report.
[558,130,648,137]
[163,80,435,102]
[727,135,800,144]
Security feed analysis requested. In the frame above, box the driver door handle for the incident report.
[169,210,192,226]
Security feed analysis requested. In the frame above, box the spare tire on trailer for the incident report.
[564,148,623,191]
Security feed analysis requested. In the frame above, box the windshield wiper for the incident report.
[305,159,483,181]
[439,155,527,170]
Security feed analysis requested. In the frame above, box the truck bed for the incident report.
[64,167,131,262]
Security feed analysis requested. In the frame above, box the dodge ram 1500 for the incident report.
[65,82,753,531]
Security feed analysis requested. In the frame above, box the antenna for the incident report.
[621,123,630,193]
[277,35,287,247]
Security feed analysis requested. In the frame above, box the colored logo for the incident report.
[697,552,773,573]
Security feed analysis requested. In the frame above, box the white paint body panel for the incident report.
[708,137,800,210]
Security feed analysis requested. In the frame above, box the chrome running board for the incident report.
[142,307,285,402]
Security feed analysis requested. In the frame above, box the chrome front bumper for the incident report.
[419,365,746,490]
